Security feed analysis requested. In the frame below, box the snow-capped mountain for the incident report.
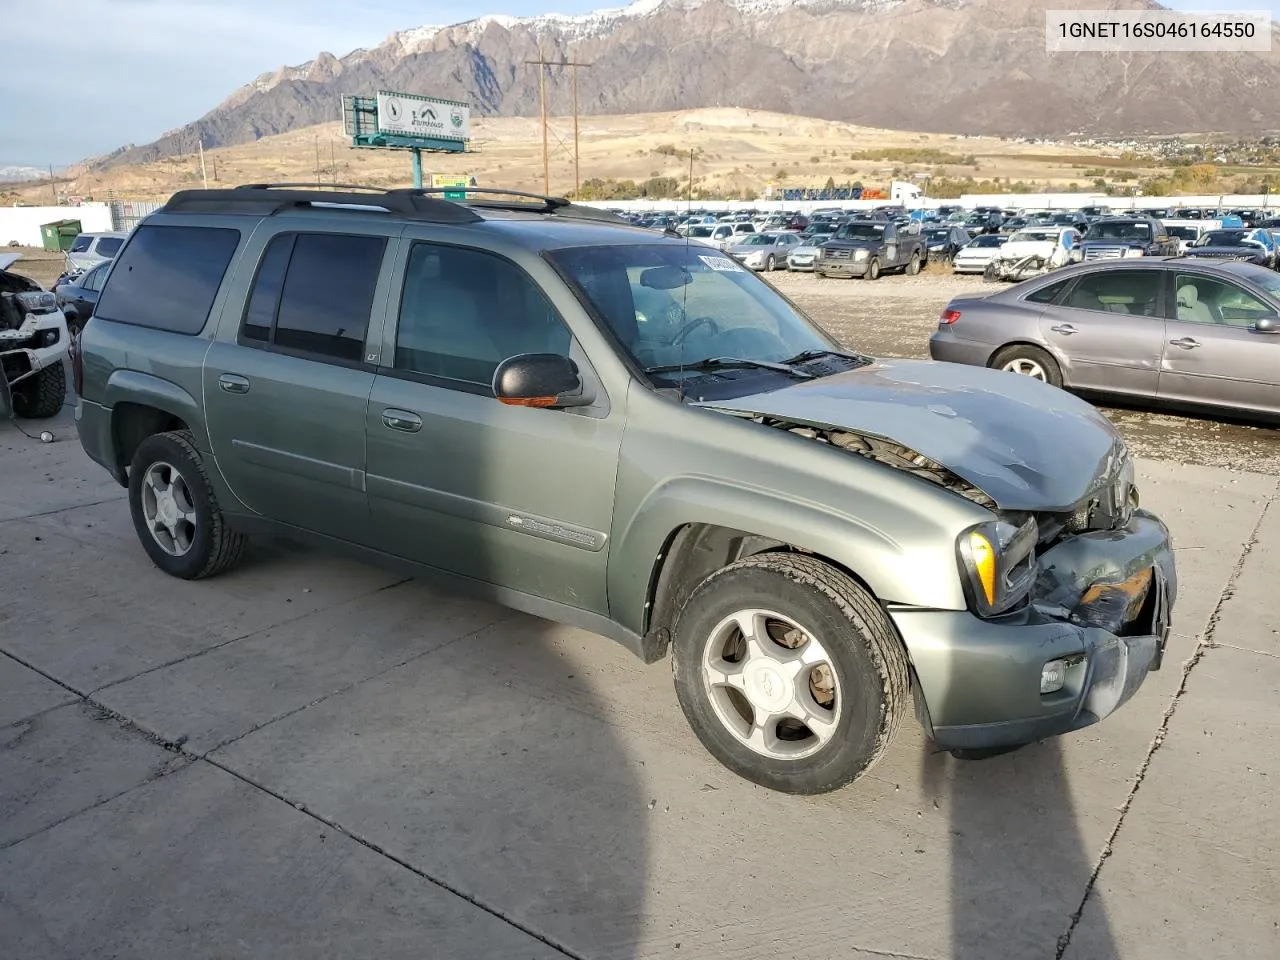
[100,0,1280,168]
[0,165,48,183]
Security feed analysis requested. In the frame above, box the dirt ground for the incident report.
[8,247,1277,473]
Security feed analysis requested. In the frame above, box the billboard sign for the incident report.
[430,174,470,200]
[376,91,470,143]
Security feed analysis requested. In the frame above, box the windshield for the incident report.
[970,235,1007,248]
[1084,222,1151,241]
[834,223,885,240]
[925,229,949,240]
[686,226,713,238]
[69,235,92,253]
[1167,226,1198,241]
[548,243,838,384]
[740,234,775,246]
[803,223,837,235]
[1008,230,1055,243]
[1199,231,1249,246]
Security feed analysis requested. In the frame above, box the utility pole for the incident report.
[524,55,592,196]
[48,163,57,205]
[198,137,208,189]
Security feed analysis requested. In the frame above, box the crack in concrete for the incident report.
[1202,641,1280,660]
[202,755,589,960]
[84,577,417,697]
[0,496,125,526]
[1054,482,1278,959]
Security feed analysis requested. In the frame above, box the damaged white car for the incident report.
[1,253,70,419]
[984,227,1081,282]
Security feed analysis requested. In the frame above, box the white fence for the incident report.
[0,204,114,247]
[579,193,1280,215]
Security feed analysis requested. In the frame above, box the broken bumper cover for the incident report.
[890,510,1176,751]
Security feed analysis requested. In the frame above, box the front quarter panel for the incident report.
[609,388,990,635]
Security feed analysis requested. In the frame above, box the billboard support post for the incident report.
[411,148,423,189]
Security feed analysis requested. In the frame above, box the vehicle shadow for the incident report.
[919,715,1119,958]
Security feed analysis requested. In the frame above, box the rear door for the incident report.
[1039,268,1166,395]
[1158,271,1280,416]
[203,223,396,544]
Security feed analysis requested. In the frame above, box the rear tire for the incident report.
[671,553,909,794]
[11,363,66,419]
[990,344,1063,388]
[128,430,247,580]
[905,251,922,276]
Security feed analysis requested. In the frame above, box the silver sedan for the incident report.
[929,259,1280,418]
[724,232,801,271]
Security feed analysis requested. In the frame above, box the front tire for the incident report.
[128,430,247,580]
[672,554,909,794]
[866,257,881,280]
[765,254,776,271]
[11,363,66,419]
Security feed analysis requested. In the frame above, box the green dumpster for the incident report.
[39,219,82,253]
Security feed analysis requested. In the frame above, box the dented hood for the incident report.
[699,358,1123,511]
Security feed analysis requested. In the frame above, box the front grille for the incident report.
[824,248,852,261]
[1084,246,1126,260]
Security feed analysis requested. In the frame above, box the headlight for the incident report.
[957,518,1038,617]
[1123,248,1146,258]
[853,249,869,261]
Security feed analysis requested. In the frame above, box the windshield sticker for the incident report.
[699,255,745,272]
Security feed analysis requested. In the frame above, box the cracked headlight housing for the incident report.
[957,518,1038,617]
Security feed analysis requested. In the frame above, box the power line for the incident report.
[523,56,592,195]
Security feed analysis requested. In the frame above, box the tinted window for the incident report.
[1025,278,1069,304]
[270,233,385,361]
[94,224,240,334]
[84,263,109,292]
[1173,274,1272,328]
[1063,270,1161,317]
[69,235,92,253]
[96,237,124,257]
[239,234,294,343]
[395,243,571,386]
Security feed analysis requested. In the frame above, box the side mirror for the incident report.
[492,353,589,408]
[1253,317,1280,334]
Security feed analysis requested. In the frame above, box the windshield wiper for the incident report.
[643,356,815,379]
[780,347,868,366]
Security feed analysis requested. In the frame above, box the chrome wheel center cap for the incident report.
[157,493,178,527]
[745,662,792,712]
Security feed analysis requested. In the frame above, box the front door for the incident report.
[204,227,394,544]
[364,239,624,614]
[1039,268,1166,395]
[1158,271,1280,416]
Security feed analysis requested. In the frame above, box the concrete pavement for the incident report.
[1,408,1278,959]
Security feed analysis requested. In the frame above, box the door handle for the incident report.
[1169,337,1201,350]
[218,374,250,394]
[1049,323,1077,335]
[382,409,423,433]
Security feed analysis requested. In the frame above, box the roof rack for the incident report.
[161,184,483,224]
[160,183,631,226]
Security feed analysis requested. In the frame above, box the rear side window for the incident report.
[96,237,123,257]
[238,232,386,362]
[94,225,240,335]
[1025,278,1069,304]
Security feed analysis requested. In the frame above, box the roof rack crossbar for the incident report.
[235,182,390,193]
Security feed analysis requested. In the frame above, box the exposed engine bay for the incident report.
[1,258,70,420]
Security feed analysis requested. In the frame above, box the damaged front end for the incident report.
[744,408,1176,753]
[983,251,1063,283]
[1,279,70,420]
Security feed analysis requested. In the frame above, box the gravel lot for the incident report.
[768,267,1280,475]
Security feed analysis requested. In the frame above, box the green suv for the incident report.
[74,185,1176,794]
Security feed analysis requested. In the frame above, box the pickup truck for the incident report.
[815,220,927,279]
[74,184,1176,795]
[1074,217,1180,262]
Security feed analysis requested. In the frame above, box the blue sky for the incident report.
[1,0,1276,168]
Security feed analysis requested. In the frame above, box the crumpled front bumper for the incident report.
[890,509,1176,751]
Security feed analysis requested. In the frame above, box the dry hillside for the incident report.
[18,109,1144,204]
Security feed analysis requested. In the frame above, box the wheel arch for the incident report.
[987,339,1069,384]
[105,369,202,482]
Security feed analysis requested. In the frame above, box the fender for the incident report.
[607,473,970,637]
[104,369,209,451]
